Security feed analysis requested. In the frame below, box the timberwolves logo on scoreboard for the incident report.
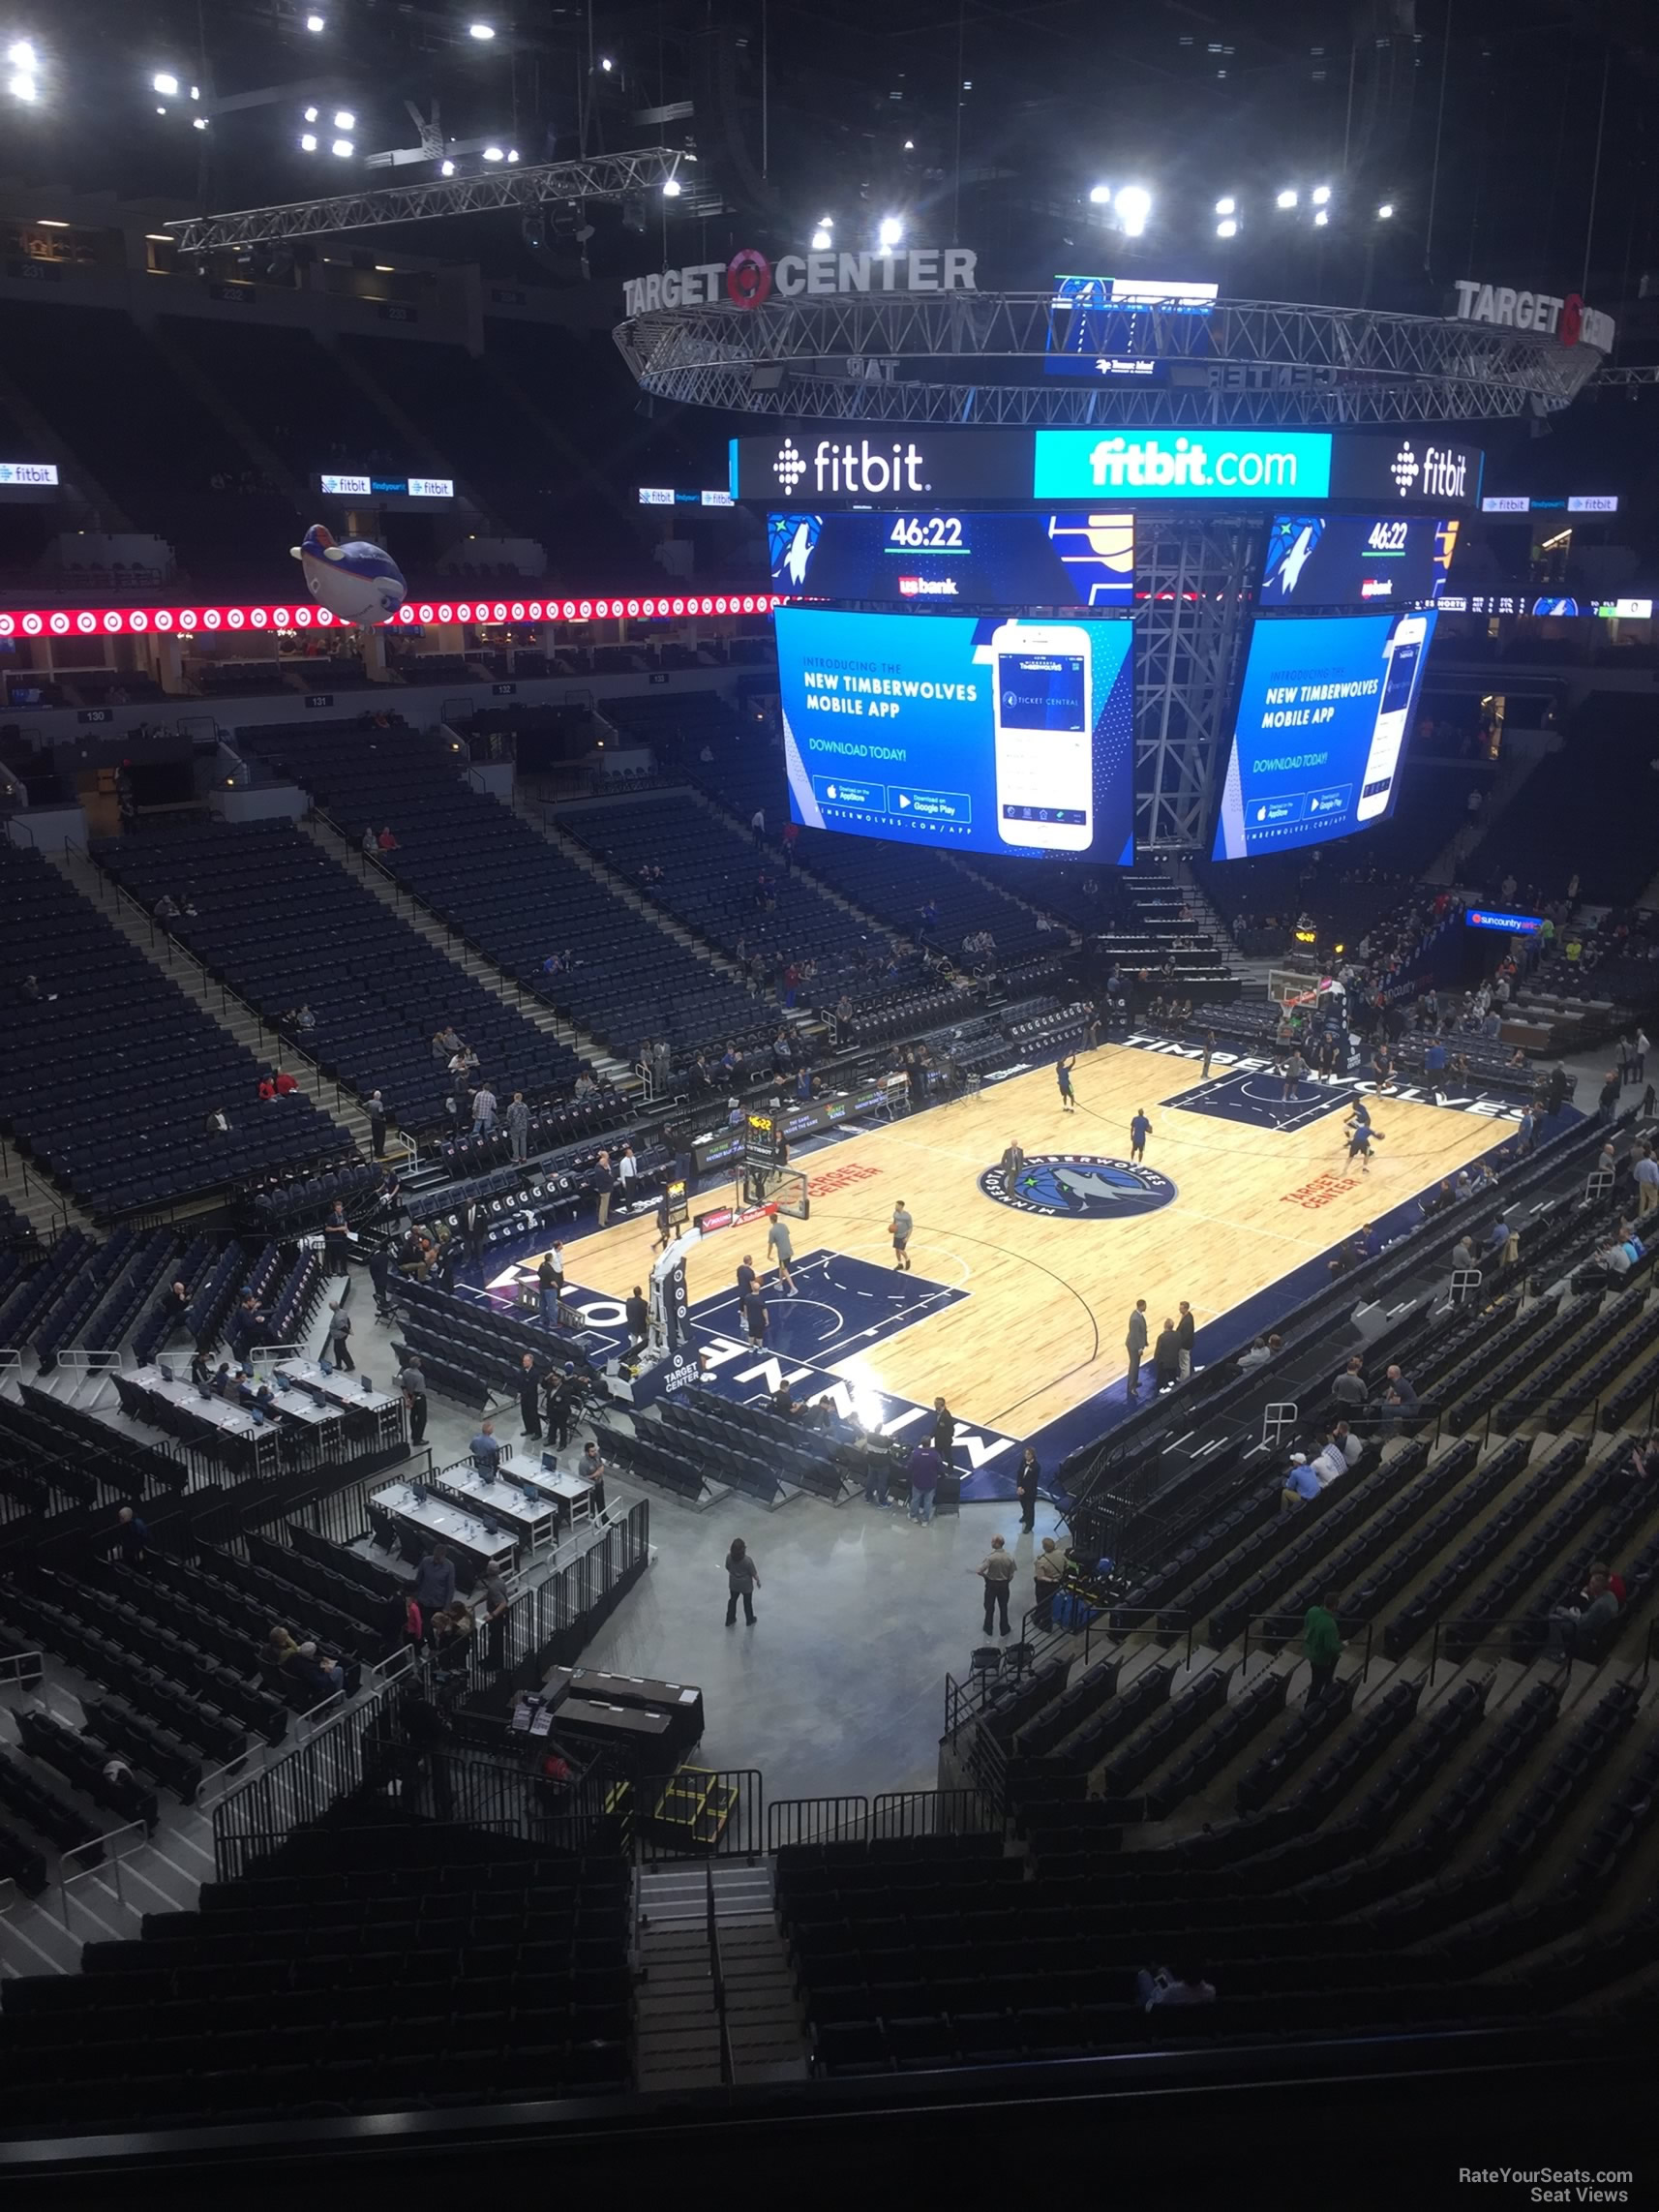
[979,1153,1177,1220]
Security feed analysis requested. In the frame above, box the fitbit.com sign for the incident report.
[1034,429,1332,500]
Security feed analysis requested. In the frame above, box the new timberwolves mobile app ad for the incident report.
[775,605,1133,862]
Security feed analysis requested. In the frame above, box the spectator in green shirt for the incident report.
[1303,1591,1342,1702]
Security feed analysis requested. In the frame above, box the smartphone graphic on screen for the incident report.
[1355,612,1428,822]
[991,620,1094,850]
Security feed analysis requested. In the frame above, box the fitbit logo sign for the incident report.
[774,439,931,497]
[1391,441,1468,500]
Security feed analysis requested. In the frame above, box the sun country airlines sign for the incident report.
[622,244,979,318]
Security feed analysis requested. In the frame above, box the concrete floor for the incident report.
[358,1289,1065,1803]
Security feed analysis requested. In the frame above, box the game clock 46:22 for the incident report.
[887,515,966,549]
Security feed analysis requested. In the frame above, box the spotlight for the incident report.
[192,114,207,130]
[10,73,36,99]
[1088,183,1112,205]
[878,214,903,246]
[333,108,353,129]
[331,136,352,156]
[1115,184,1151,236]
[661,176,681,197]
[1215,196,1236,216]
[439,158,455,175]
[599,55,613,72]
[305,11,326,28]
[304,105,318,120]
[468,20,496,38]
[153,71,179,96]
[1216,218,1238,238]
[1312,184,1332,205]
[155,104,166,114]
[902,137,914,150]
[1276,187,1297,209]
[810,227,831,251]
[1313,208,1328,227]
[483,144,503,161]
[7,40,34,69]
[506,147,518,162]
[299,132,317,151]
[1376,201,1395,220]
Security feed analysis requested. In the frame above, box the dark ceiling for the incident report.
[8,1,1658,313]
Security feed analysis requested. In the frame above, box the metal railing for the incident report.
[870,1788,997,1838]
[0,1650,43,1688]
[1242,1613,1374,1682]
[1424,1606,1634,1682]
[707,1859,734,2088]
[212,1676,401,1877]
[55,1816,151,1928]
[765,1795,870,1852]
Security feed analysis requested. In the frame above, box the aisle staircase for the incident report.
[633,1861,808,2091]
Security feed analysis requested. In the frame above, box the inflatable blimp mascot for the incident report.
[289,524,407,625]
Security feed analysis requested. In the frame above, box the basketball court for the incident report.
[482,1032,1529,1482]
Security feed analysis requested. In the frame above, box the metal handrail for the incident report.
[0,1650,43,1686]
[707,1859,734,2089]
[1242,1613,1374,1683]
[56,1815,150,1926]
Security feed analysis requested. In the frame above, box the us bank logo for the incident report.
[979,1153,1177,1220]
[1033,429,1332,501]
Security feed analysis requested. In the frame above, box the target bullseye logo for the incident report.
[726,248,772,309]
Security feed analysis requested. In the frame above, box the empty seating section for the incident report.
[92,819,579,1132]
[0,843,339,1217]
[1478,697,1659,903]
[791,1665,1659,2073]
[560,794,879,998]
[0,300,293,582]
[238,721,767,1062]
[0,1815,633,2124]
[161,318,407,494]
[793,827,1052,964]
[596,1393,857,1507]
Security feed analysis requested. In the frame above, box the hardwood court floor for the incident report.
[558,1041,1504,1439]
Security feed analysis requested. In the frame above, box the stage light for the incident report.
[153,71,179,96]
[1215,196,1236,216]
[305,11,326,28]
[299,132,317,150]
[1115,184,1151,236]
[331,136,352,156]
[8,70,34,101]
[155,104,166,113]
[810,227,831,250]
[304,104,318,120]
[506,147,518,161]
[878,214,903,246]
[483,143,502,160]
[192,114,207,129]
[439,158,455,174]
[1312,184,1331,205]
[1276,187,1297,209]
[902,137,914,150]
[468,20,496,38]
[1376,201,1395,219]
[1313,207,1329,227]
[661,175,681,197]
[599,55,613,71]
[333,107,353,128]
[1088,182,1112,205]
[1216,218,1238,238]
[8,40,34,68]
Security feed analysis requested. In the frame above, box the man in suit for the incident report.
[1125,1299,1149,1397]
[516,1350,544,1440]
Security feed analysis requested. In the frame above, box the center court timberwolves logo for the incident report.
[979,1153,1177,1220]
